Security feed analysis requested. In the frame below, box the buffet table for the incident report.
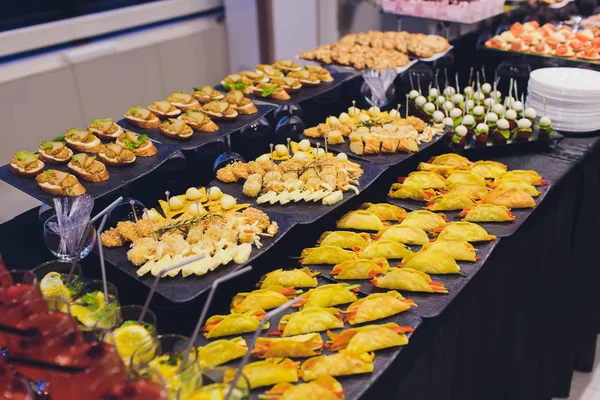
[2,131,599,399]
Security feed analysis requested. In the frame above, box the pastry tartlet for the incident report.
[193,86,225,103]
[116,131,158,157]
[286,70,321,86]
[256,64,284,79]
[36,169,86,196]
[124,106,161,128]
[252,83,291,100]
[179,110,219,132]
[160,118,194,140]
[67,153,109,182]
[148,101,182,119]
[165,92,200,112]
[38,139,73,164]
[273,59,302,72]
[9,151,44,177]
[239,70,269,84]
[88,118,124,140]
[98,143,136,166]
[202,101,239,120]
[305,66,334,82]
[224,90,258,115]
[268,77,302,93]
[221,74,253,94]
[65,128,102,152]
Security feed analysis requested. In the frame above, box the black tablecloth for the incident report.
[2,132,600,399]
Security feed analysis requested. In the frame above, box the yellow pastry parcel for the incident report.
[318,231,370,250]
[400,252,461,274]
[330,258,389,280]
[360,202,407,221]
[231,286,300,313]
[343,291,415,325]
[252,333,324,358]
[336,210,385,231]
[259,268,319,289]
[262,376,344,400]
[444,184,489,200]
[426,193,476,211]
[495,170,546,186]
[485,188,536,209]
[419,240,477,262]
[417,162,460,177]
[492,180,541,197]
[300,352,374,381]
[296,283,359,308]
[459,204,515,222]
[376,225,429,245]
[327,322,413,353]
[203,309,268,339]
[469,160,507,179]
[197,337,247,369]
[236,358,299,389]
[388,183,436,202]
[428,153,473,169]
[445,171,487,187]
[300,246,357,265]
[372,268,448,292]
[402,171,446,189]
[436,222,496,242]
[277,307,344,337]
[400,210,447,231]
[358,240,413,260]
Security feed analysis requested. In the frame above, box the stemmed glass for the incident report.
[181,367,250,400]
[43,215,97,262]
[99,367,168,400]
[96,305,158,367]
[71,280,120,330]
[32,259,85,302]
[131,334,201,400]
[0,375,35,400]
[213,136,245,173]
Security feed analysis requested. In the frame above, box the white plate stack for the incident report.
[526,67,600,133]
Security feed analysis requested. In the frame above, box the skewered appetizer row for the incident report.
[216,143,364,206]
[388,153,547,217]
[409,74,554,147]
[9,127,157,196]
[220,61,334,101]
[485,21,600,62]
[303,102,441,155]
[300,30,450,70]
[100,186,279,278]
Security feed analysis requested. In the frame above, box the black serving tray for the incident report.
[194,271,423,400]
[300,125,449,166]
[442,127,564,152]
[0,143,181,204]
[210,157,388,225]
[100,210,297,304]
[388,179,553,238]
[117,102,276,151]
[303,238,498,319]
[216,71,353,106]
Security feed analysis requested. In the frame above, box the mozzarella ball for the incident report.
[186,187,202,201]
[169,197,184,211]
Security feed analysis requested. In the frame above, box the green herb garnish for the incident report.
[40,141,54,150]
[53,135,66,143]
[160,353,183,366]
[193,87,202,91]
[261,86,276,97]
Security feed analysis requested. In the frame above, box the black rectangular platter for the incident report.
[303,239,498,319]
[194,271,423,400]
[443,128,564,152]
[388,178,552,238]
[300,127,447,166]
[210,158,388,225]
[216,71,353,106]
[117,102,276,151]
[0,142,181,204]
[100,210,297,304]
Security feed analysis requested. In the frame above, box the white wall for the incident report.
[0,15,229,223]
[271,0,318,60]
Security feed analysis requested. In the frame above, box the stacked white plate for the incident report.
[526,67,600,133]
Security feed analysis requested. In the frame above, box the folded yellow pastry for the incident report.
[318,231,370,249]
[327,322,413,353]
[375,225,429,245]
[262,376,344,400]
[252,333,324,358]
[231,286,300,313]
[360,202,407,221]
[400,210,447,231]
[358,240,413,260]
[388,183,436,202]
[372,268,448,292]
[400,252,461,275]
[276,307,343,337]
[203,309,267,339]
[459,204,515,222]
[300,246,358,265]
[344,291,415,325]
[418,240,477,262]
[259,268,319,289]
[197,337,247,369]
[300,352,374,381]
[330,258,389,280]
[336,210,385,231]
[296,283,359,308]
[436,222,496,242]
